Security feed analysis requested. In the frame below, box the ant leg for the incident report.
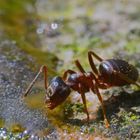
[63,69,90,121]
[88,51,103,62]
[63,69,76,80]
[114,70,140,88]
[79,84,89,122]
[81,93,90,122]
[88,51,104,75]
[74,60,86,73]
[91,83,110,128]
[63,69,89,121]
[24,65,48,97]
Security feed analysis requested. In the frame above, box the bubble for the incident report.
[30,134,39,140]
[23,130,29,135]
[0,132,7,139]
[51,23,58,30]
[36,23,47,34]
[17,133,23,139]
[3,135,7,139]
[36,28,44,34]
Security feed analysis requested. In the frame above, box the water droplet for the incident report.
[17,133,23,139]
[36,23,47,34]
[23,130,29,135]
[36,28,44,34]
[30,134,37,139]
[31,134,35,138]
[3,135,7,139]
[51,23,58,30]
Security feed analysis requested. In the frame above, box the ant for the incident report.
[24,51,140,128]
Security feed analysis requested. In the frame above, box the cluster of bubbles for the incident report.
[0,128,40,140]
[36,22,59,35]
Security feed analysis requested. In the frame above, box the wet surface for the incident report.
[0,40,58,138]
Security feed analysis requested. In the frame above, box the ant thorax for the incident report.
[65,72,93,92]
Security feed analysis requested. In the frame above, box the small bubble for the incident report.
[9,132,13,138]
[17,133,23,139]
[36,28,44,34]
[23,130,30,135]
[0,132,5,138]
[2,130,7,135]
[51,23,58,30]
[30,134,37,140]
[3,135,7,139]
[31,134,35,138]
[1,128,7,134]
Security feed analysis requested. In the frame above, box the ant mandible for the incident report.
[24,51,140,128]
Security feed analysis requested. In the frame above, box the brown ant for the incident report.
[24,51,140,128]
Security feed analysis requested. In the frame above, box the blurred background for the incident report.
[0,0,140,72]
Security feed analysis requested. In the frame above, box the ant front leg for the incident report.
[88,51,104,75]
[24,65,48,97]
[74,60,90,121]
[74,60,86,73]
[63,67,89,122]
[79,84,89,122]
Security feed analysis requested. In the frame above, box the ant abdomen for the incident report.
[99,59,139,86]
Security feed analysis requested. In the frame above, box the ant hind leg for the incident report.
[79,84,90,122]
[88,51,104,75]
[91,83,110,128]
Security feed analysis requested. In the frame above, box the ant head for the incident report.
[45,76,71,109]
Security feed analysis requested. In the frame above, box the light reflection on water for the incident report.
[36,22,59,35]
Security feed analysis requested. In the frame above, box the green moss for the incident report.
[13,43,58,77]
[124,40,140,54]
[0,0,36,38]
[0,119,5,128]
[119,110,140,126]
[64,103,84,118]
[19,43,58,72]
[10,123,25,133]
[38,0,94,20]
